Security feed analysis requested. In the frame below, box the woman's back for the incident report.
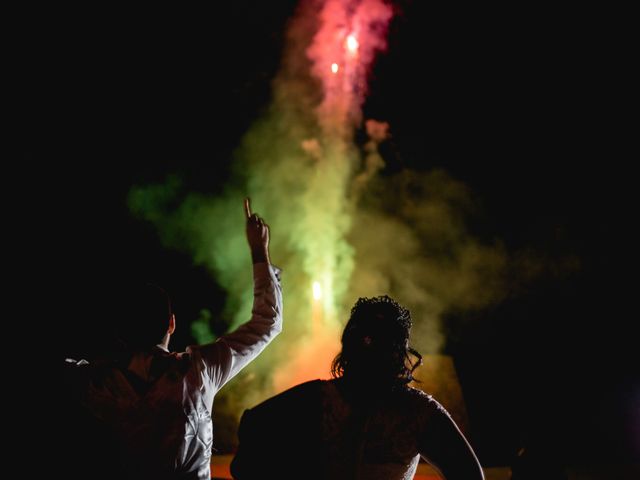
[232,378,483,480]
[321,378,439,480]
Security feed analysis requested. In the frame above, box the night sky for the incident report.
[20,0,636,469]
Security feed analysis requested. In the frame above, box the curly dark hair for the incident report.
[331,295,422,386]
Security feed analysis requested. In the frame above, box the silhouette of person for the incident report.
[231,295,484,480]
[65,198,282,480]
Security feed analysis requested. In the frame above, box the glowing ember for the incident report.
[331,62,339,74]
[346,34,359,53]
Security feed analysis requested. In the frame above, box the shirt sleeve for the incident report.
[188,262,283,391]
[418,397,485,480]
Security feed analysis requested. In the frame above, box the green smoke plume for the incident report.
[128,0,528,450]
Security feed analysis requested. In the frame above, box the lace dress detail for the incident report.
[320,380,444,480]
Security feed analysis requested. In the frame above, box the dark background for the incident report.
[17,0,636,470]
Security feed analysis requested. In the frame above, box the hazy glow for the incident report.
[312,281,322,300]
[331,62,339,73]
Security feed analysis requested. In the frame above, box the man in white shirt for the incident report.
[68,198,282,479]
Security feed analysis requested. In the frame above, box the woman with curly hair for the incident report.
[231,295,484,480]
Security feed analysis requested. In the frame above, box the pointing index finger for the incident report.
[244,197,252,219]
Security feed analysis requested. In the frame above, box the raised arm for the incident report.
[190,198,282,391]
[419,398,485,480]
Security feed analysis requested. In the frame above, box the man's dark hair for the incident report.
[117,283,172,350]
[331,295,422,387]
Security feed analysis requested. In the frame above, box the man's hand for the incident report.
[244,197,270,264]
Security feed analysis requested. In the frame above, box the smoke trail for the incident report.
[129,0,522,449]
[187,0,397,394]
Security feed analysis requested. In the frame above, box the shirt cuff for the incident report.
[252,262,282,283]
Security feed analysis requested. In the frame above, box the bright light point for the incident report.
[331,63,339,74]
[312,281,322,300]
[346,35,359,52]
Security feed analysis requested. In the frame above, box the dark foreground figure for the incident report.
[231,295,484,480]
